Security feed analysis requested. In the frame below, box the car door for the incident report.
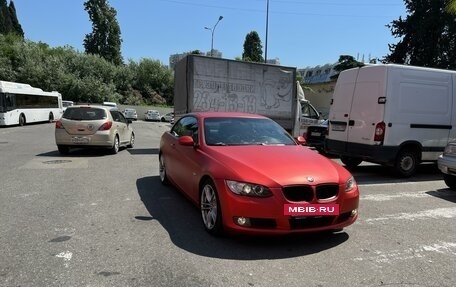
[111,110,129,144]
[166,116,201,202]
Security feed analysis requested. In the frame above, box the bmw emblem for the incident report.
[307,176,314,182]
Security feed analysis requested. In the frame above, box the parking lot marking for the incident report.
[363,207,456,224]
[360,191,429,201]
[353,241,456,266]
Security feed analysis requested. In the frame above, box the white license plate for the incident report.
[310,132,321,136]
[331,124,346,131]
[72,137,89,144]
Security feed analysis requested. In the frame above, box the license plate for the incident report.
[72,137,89,144]
[331,124,346,131]
[310,132,321,136]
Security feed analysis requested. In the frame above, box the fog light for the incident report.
[234,216,251,227]
[350,209,358,217]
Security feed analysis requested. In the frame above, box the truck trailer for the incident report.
[173,55,321,137]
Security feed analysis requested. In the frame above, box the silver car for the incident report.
[438,141,456,190]
[123,108,138,121]
[55,105,135,154]
[145,110,161,121]
[160,112,174,123]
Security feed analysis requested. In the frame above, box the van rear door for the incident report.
[327,68,359,147]
[345,65,386,152]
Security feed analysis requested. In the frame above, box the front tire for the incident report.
[127,133,135,148]
[340,156,362,168]
[19,114,26,126]
[394,149,418,177]
[110,135,120,154]
[443,174,456,190]
[159,154,169,185]
[200,179,223,236]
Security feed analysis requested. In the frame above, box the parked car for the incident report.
[161,112,174,123]
[62,100,74,112]
[438,141,456,190]
[159,112,359,236]
[145,110,161,121]
[123,108,138,121]
[305,119,328,153]
[55,105,135,154]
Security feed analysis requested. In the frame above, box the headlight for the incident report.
[345,176,356,192]
[226,180,273,197]
[444,143,456,155]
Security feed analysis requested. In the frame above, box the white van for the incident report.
[325,64,456,177]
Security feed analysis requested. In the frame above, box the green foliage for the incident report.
[0,34,174,106]
[8,1,23,37]
[333,55,364,72]
[83,0,123,65]
[242,31,264,63]
[0,0,23,37]
[385,0,456,69]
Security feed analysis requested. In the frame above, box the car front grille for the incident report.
[282,184,339,202]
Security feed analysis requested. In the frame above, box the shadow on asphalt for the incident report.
[426,189,456,203]
[136,176,350,260]
[128,148,159,155]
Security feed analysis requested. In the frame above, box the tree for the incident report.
[329,55,364,80]
[83,0,123,65]
[384,0,456,69]
[0,0,12,35]
[8,1,23,37]
[242,31,264,63]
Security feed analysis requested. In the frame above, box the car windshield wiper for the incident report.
[211,142,227,146]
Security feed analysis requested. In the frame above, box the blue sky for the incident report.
[13,0,406,68]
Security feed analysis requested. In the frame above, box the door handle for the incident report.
[348,120,355,126]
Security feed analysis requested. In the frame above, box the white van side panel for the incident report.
[384,67,453,160]
[346,66,387,147]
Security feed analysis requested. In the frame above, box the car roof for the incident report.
[67,105,118,111]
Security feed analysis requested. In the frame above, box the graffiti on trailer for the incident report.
[193,79,257,113]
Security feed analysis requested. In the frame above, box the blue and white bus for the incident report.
[0,81,63,126]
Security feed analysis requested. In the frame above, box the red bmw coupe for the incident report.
[159,112,359,236]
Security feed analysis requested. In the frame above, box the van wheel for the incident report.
[49,112,54,123]
[443,174,456,190]
[394,150,418,177]
[340,156,362,168]
[19,114,26,126]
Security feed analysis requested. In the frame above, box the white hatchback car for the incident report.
[55,105,135,154]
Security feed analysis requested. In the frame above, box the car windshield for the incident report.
[204,117,296,146]
[63,107,107,120]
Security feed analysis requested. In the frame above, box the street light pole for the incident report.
[205,16,223,57]
[265,0,269,63]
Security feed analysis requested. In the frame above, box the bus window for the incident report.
[6,93,15,111]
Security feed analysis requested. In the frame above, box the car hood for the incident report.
[205,145,346,186]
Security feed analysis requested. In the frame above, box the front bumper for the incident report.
[214,179,359,235]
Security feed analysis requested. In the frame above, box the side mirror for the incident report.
[127,119,132,124]
[178,135,195,146]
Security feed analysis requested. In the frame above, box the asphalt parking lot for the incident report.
[1,120,455,287]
